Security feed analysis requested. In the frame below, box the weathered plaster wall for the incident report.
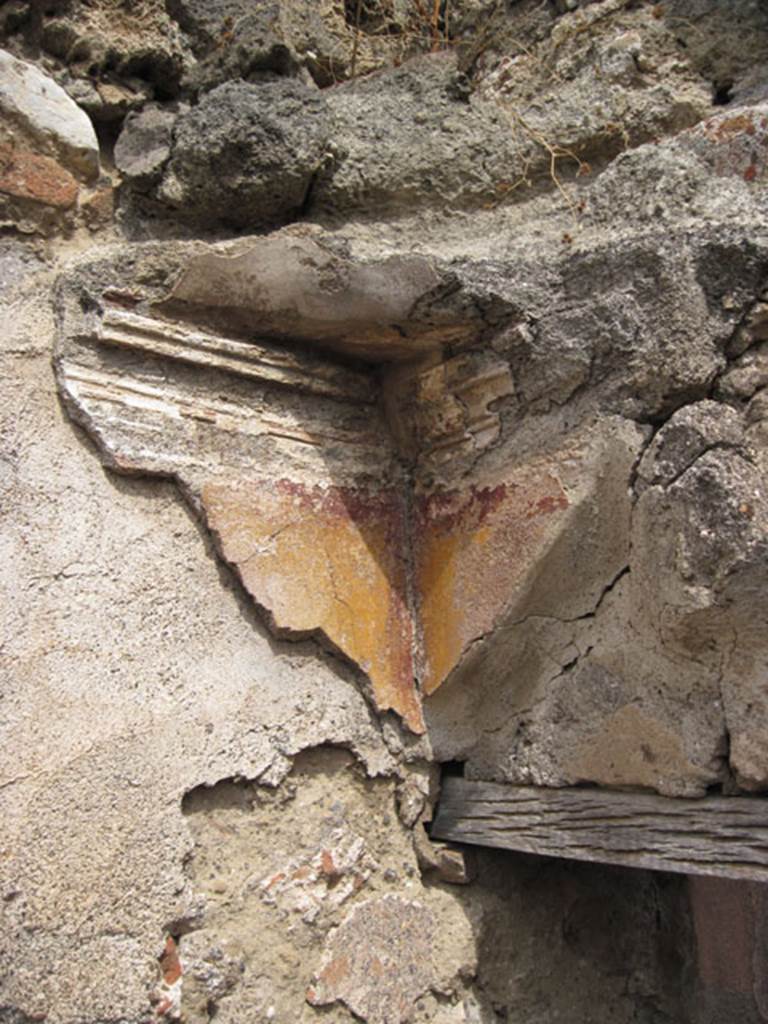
[2,234,693,1024]
[3,0,768,1021]
[0,241,399,1021]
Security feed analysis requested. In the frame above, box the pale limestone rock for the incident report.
[0,48,99,179]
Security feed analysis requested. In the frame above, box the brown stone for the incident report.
[158,936,182,986]
[0,143,78,209]
[80,184,115,229]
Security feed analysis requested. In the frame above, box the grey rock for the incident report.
[661,0,768,96]
[62,73,151,125]
[629,401,768,791]
[636,400,745,490]
[167,0,430,90]
[312,55,522,218]
[167,0,300,83]
[115,106,176,189]
[36,0,188,100]
[157,79,331,230]
[469,0,715,169]
[459,230,766,425]
[728,298,768,359]
[634,429,767,609]
[681,102,768,185]
[0,47,99,178]
[718,343,768,402]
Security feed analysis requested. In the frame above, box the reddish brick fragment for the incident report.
[159,936,182,985]
[0,144,78,208]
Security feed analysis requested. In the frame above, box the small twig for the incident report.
[508,110,589,220]
[350,0,362,79]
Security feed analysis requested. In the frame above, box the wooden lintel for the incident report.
[430,777,768,882]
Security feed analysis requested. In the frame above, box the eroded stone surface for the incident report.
[154,232,462,361]
[35,0,187,100]
[178,749,475,1024]
[1,249,399,1024]
[425,392,768,797]
[156,80,331,230]
[166,0,422,89]
[52,234,653,741]
[54,217,768,791]
[632,403,768,791]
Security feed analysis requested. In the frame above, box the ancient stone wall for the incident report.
[2,1,768,1021]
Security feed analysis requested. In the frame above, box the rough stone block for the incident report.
[156,80,331,230]
[115,106,176,190]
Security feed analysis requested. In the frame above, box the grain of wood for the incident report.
[431,777,768,881]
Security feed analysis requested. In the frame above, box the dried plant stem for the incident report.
[510,110,588,220]
[350,0,362,78]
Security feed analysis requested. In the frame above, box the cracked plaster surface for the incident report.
[5,3,768,1020]
[53,220,768,799]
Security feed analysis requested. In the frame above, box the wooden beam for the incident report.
[431,777,768,882]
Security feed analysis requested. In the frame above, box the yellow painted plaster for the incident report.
[202,478,423,733]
